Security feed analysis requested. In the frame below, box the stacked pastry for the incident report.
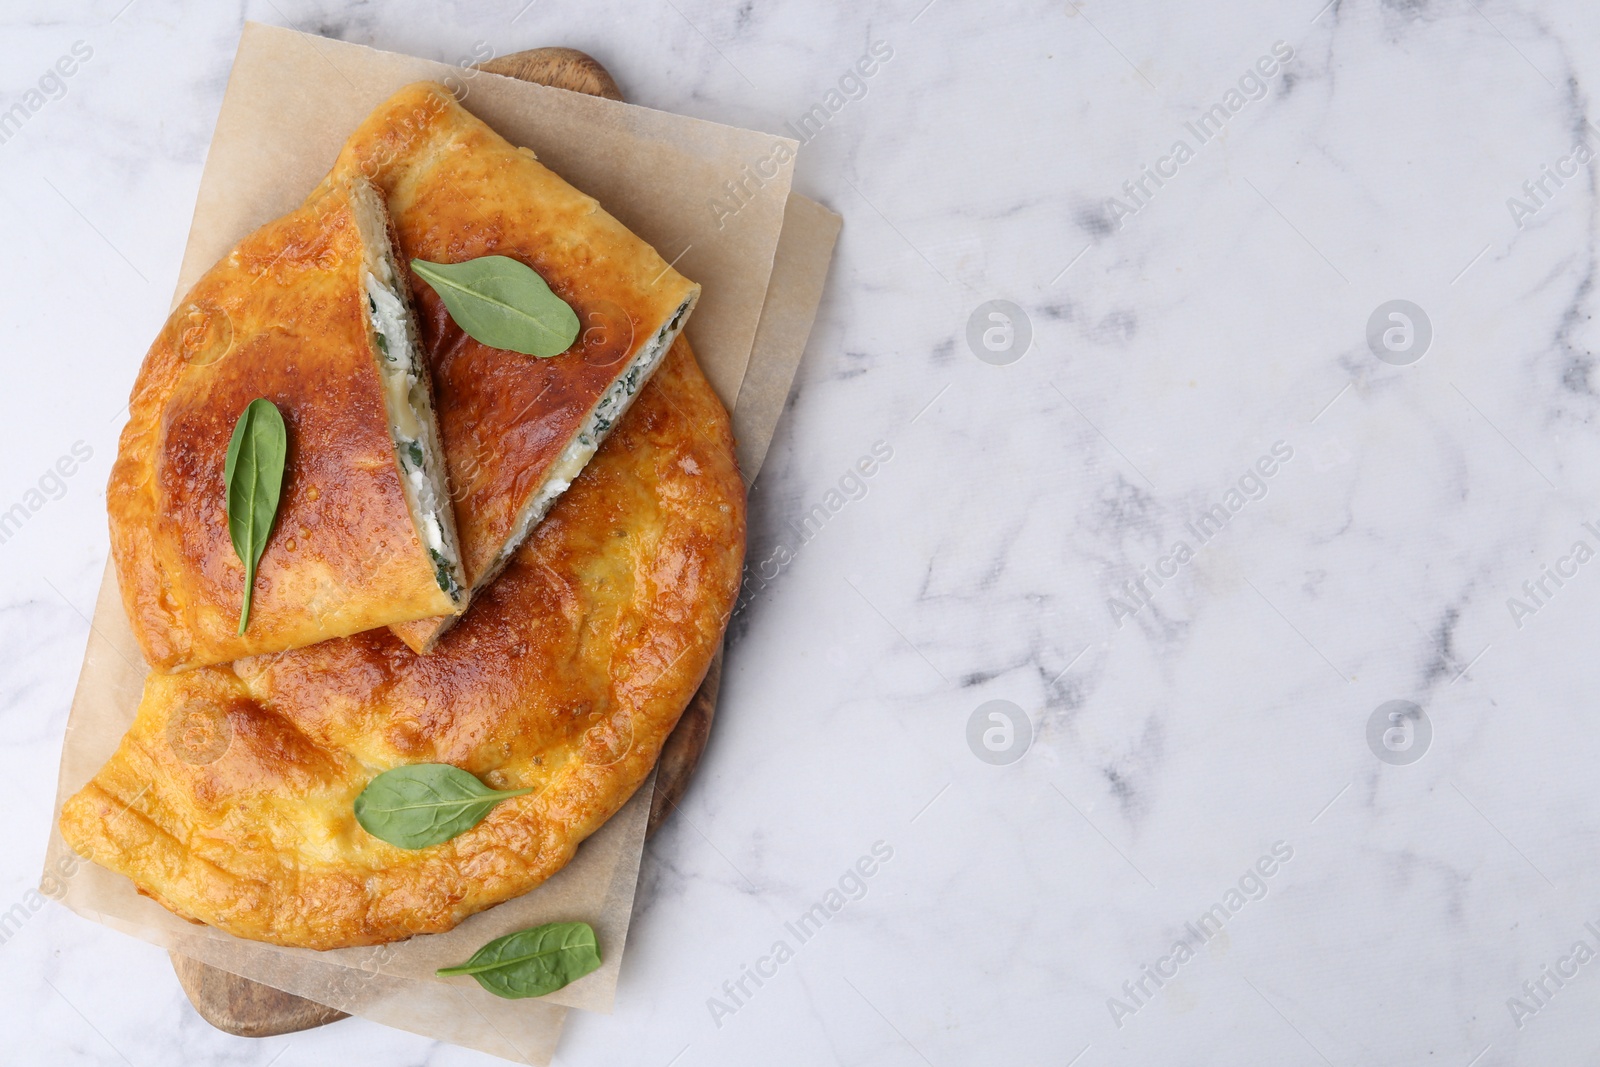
[59,84,746,954]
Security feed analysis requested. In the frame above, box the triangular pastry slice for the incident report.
[312,83,700,652]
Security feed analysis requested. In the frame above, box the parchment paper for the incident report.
[735,194,844,480]
[41,23,839,1066]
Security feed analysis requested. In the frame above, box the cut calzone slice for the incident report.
[108,176,465,672]
[312,82,700,653]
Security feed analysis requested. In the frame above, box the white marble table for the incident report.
[6,0,1600,1063]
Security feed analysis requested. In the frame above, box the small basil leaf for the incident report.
[354,764,532,849]
[436,921,602,999]
[223,398,287,636]
[411,256,580,358]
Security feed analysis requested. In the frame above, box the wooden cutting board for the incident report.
[168,46,725,1038]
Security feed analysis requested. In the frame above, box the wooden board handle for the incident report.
[478,46,623,100]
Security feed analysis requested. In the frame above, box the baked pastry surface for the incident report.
[66,338,743,949]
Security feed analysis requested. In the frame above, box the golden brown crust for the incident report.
[109,179,457,673]
[310,82,700,653]
[63,338,745,949]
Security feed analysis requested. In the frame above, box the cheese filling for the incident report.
[365,268,462,601]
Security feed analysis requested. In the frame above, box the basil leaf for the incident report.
[354,764,532,849]
[223,398,287,636]
[436,921,602,999]
[411,256,580,358]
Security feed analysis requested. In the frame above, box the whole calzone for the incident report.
[61,338,744,949]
